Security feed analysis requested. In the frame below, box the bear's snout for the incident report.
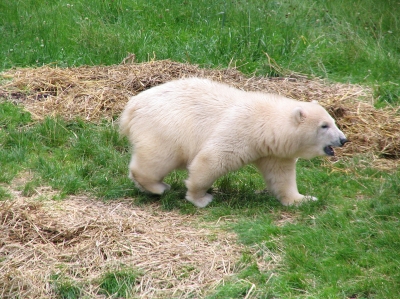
[339,137,348,146]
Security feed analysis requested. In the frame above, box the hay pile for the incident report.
[0,186,243,298]
[1,59,399,160]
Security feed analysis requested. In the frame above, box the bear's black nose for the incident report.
[340,137,349,146]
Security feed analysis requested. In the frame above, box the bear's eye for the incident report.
[321,124,329,129]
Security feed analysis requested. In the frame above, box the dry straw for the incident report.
[0,185,244,298]
[1,59,399,161]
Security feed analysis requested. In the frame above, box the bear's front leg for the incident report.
[254,157,317,206]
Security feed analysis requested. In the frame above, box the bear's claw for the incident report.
[304,195,318,202]
[281,195,318,206]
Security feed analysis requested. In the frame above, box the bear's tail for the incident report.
[118,103,135,138]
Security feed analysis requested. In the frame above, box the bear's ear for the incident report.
[311,100,318,104]
[292,107,307,124]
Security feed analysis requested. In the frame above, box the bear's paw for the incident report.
[186,193,213,208]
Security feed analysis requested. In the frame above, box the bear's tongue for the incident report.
[324,145,335,156]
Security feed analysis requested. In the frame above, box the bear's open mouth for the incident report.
[324,145,335,156]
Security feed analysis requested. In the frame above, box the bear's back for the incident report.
[120,78,302,158]
[134,78,242,110]
[120,79,245,154]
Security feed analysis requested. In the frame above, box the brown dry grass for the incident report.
[1,178,244,298]
[1,59,399,160]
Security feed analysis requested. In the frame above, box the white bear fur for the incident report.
[120,78,347,207]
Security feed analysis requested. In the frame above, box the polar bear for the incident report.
[119,78,348,207]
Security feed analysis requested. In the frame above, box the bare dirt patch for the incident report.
[1,59,399,160]
[0,186,244,298]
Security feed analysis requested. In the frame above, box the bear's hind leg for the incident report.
[129,153,175,195]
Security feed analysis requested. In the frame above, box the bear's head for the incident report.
[291,102,348,159]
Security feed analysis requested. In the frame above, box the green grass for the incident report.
[49,266,141,299]
[1,115,134,199]
[50,273,82,299]
[0,185,12,201]
[222,198,400,298]
[1,0,399,105]
[1,102,399,298]
[98,268,142,298]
